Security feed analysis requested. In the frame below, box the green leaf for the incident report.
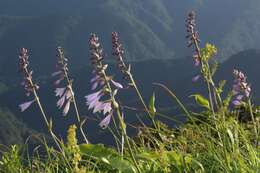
[149,92,156,116]
[79,144,117,158]
[190,94,210,110]
[137,151,161,162]
[227,128,234,146]
[109,157,136,173]
[79,144,136,173]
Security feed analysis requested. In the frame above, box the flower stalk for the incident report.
[86,34,141,172]
[18,48,64,153]
[111,32,157,128]
[186,11,223,118]
[55,47,89,144]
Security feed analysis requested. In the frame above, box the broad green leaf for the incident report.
[149,92,156,116]
[109,157,136,173]
[190,94,210,109]
[79,144,117,158]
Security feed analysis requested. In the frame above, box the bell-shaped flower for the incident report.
[19,99,35,112]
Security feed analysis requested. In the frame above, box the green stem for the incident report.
[153,83,197,127]
[58,48,89,144]
[128,75,157,128]
[116,109,142,173]
[248,99,259,146]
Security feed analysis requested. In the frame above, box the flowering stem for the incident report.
[58,48,89,144]
[97,64,141,172]
[191,34,216,120]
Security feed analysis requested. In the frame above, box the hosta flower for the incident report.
[18,48,39,111]
[192,75,201,82]
[53,47,75,116]
[232,69,251,106]
[19,99,36,112]
[86,34,123,128]
[99,112,113,129]
[56,87,73,116]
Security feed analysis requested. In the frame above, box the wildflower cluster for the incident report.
[232,69,251,106]
[53,47,74,116]
[86,34,123,129]
[18,48,39,111]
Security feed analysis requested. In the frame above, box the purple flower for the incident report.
[53,47,75,116]
[111,79,123,89]
[19,99,35,112]
[85,90,102,103]
[86,34,125,129]
[63,100,71,116]
[192,75,201,82]
[232,69,251,106]
[51,71,62,77]
[57,94,66,109]
[232,100,242,106]
[55,87,73,115]
[102,102,112,115]
[90,75,105,90]
[99,112,113,129]
[55,87,66,97]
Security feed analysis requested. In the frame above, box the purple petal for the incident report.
[51,71,62,77]
[236,95,244,101]
[54,79,62,85]
[19,100,35,112]
[245,90,250,98]
[91,81,99,90]
[93,101,104,113]
[192,75,201,82]
[63,100,71,116]
[90,75,99,83]
[111,79,123,89]
[85,90,102,103]
[232,84,240,94]
[88,99,101,110]
[55,88,66,97]
[194,59,200,66]
[99,112,113,129]
[232,100,241,106]
[57,94,66,109]
[102,102,112,115]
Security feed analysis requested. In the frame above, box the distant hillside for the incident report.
[1,0,260,77]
